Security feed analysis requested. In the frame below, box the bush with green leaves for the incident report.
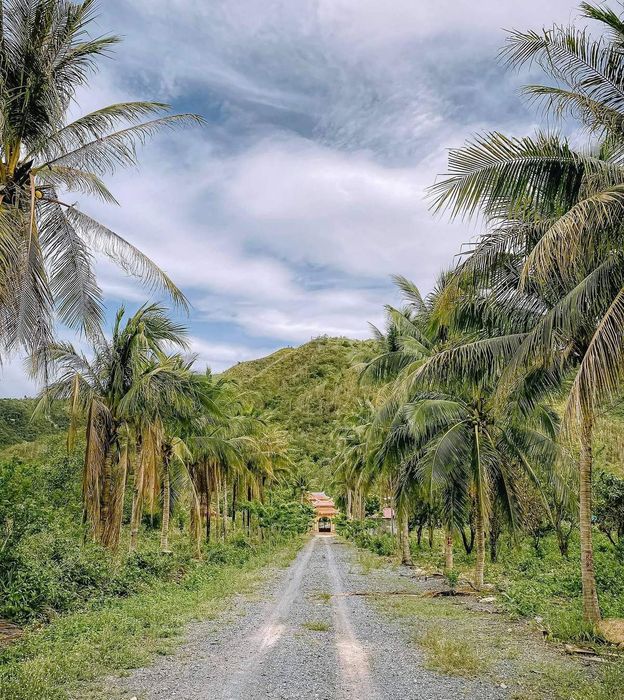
[595,470,624,546]
[245,499,315,535]
[337,518,397,556]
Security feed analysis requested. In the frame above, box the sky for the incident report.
[2,0,584,396]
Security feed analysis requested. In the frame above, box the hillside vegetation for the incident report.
[0,399,68,450]
[224,336,378,485]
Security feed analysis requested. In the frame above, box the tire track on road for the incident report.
[324,537,378,700]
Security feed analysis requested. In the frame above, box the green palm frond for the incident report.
[521,185,624,285]
[502,25,624,113]
[567,285,624,422]
[45,113,204,175]
[64,207,189,310]
[429,131,617,220]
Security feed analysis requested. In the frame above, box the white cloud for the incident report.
[187,336,276,373]
[3,0,587,396]
[0,360,37,398]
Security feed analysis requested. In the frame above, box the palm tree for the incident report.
[34,303,189,548]
[0,0,200,356]
[428,1,624,622]
[182,381,289,554]
[378,379,558,588]
[362,275,457,567]
[128,358,212,552]
[332,409,375,522]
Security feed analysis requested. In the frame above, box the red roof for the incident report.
[306,491,339,517]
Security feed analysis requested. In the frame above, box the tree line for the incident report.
[0,1,307,565]
[333,1,624,625]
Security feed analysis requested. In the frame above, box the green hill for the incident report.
[224,336,378,485]
[0,398,68,450]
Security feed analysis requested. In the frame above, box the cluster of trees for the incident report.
[35,303,292,555]
[334,2,624,625]
[0,1,305,563]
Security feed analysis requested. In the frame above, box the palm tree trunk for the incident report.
[107,446,129,550]
[98,452,113,544]
[83,403,102,540]
[160,456,171,552]
[215,472,221,541]
[474,500,486,589]
[579,410,601,623]
[399,507,413,566]
[461,523,475,554]
[190,489,202,559]
[222,474,228,539]
[129,449,145,552]
[444,526,454,573]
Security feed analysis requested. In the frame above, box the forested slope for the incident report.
[223,336,378,484]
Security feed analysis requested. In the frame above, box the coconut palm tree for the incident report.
[362,274,461,567]
[0,0,200,356]
[34,303,189,548]
[376,377,558,588]
[427,0,624,622]
[182,382,289,553]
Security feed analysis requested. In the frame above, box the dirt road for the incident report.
[117,536,504,699]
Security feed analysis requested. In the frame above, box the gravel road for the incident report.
[116,536,506,700]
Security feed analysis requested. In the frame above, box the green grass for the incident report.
[314,592,332,603]
[355,532,624,698]
[356,549,389,574]
[376,582,624,699]
[0,537,303,700]
[417,625,488,677]
[302,620,331,632]
[367,528,624,646]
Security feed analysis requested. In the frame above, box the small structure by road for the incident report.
[306,491,339,533]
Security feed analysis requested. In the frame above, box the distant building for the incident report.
[306,491,339,533]
[381,506,396,535]
[368,505,396,534]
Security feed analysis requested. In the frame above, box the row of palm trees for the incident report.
[35,303,290,554]
[335,2,624,625]
[0,2,291,556]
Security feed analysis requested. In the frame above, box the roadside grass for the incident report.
[510,661,624,700]
[352,527,624,646]
[313,592,332,603]
[358,540,624,700]
[302,621,331,632]
[375,590,618,698]
[356,549,388,574]
[416,625,487,677]
[0,536,303,700]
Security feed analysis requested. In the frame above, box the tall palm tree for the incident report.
[428,1,624,622]
[376,377,558,588]
[362,275,458,566]
[183,381,289,553]
[34,303,189,548]
[0,0,200,356]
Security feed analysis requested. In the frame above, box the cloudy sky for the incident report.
[3,0,584,395]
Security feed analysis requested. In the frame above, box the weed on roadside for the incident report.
[416,625,488,677]
[302,621,331,632]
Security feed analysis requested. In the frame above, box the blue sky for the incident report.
[3,0,583,396]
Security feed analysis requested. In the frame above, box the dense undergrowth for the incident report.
[0,534,303,700]
[0,439,308,700]
[0,443,311,625]
[0,399,68,450]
